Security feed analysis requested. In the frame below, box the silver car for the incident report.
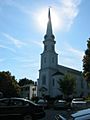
[55,108,90,120]
[71,98,87,109]
[53,100,68,110]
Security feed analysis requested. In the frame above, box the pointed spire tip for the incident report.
[48,7,51,19]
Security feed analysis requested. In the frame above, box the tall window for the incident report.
[44,57,46,63]
[52,45,54,50]
[52,57,54,63]
[42,75,46,85]
[52,78,55,86]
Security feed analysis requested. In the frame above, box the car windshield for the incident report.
[24,99,37,105]
[11,98,37,106]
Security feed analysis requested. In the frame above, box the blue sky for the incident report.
[0,0,90,81]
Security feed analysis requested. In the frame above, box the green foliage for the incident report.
[0,71,20,97]
[58,73,76,97]
[85,96,90,101]
[18,78,34,86]
[83,38,90,82]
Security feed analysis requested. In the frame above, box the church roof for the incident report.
[57,65,82,75]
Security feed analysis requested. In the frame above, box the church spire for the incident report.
[46,8,52,36]
[44,8,54,40]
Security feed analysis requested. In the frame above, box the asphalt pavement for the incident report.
[39,108,71,120]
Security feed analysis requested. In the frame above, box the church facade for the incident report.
[37,8,89,98]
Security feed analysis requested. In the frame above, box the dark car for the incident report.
[37,99,48,109]
[0,97,45,120]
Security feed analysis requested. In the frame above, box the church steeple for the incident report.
[38,8,58,98]
[44,8,55,40]
[40,7,58,70]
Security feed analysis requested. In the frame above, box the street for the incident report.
[0,109,69,120]
[40,108,72,120]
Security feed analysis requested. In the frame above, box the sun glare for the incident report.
[36,8,61,32]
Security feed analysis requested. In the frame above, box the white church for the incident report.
[37,8,89,98]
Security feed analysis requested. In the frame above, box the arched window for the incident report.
[42,75,46,85]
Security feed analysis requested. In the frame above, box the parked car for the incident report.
[37,99,48,109]
[53,100,68,110]
[0,97,45,120]
[71,98,87,109]
[55,108,90,120]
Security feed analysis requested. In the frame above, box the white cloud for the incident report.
[12,57,39,68]
[2,33,26,48]
[68,46,84,59]
[57,41,84,70]
[12,57,34,63]
[0,0,82,32]
[32,40,43,48]
[63,42,84,59]
[0,44,16,53]
[60,57,82,71]
[58,0,81,31]
[34,0,82,32]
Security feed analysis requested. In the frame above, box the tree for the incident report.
[58,73,76,99]
[83,38,90,82]
[0,71,20,97]
[18,78,34,86]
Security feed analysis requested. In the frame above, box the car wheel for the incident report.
[23,115,32,120]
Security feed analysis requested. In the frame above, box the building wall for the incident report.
[50,65,88,98]
[38,63,89,98]
[20,84,37,99]
[38,68,56,97]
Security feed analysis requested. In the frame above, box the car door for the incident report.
[8,98,25,117]
[0,98,10,117]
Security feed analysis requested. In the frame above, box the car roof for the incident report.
[0,97,28,100]
[0,97,36,104]
[71,108,90,118]
[72,98,84,101]
[55,100,66,102]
